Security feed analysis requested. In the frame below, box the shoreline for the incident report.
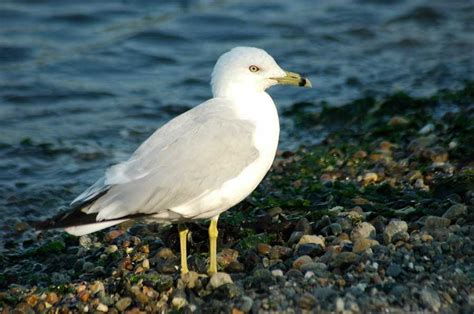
[1,83,473,312]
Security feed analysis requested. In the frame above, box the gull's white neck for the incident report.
[216,90,280,166]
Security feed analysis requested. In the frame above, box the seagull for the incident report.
[34,47,312,274]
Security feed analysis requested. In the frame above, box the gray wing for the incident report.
[72,98,259,221]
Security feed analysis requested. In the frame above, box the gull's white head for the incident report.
[211,47,311,98]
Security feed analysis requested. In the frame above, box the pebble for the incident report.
[105,230,124,242]
[322,223,342,236]
[209,272,233,289]
[294,218,312,234]
[155,247,175,259]
[298,293,316,310]
[421,233,433,242]
[442,204,466,220]
[115,297,132,311]
[383,220,408,244]
[363,172,378,185]
[267,207,282,217]
[386,263,403,277]
[353,239,379,253]
[271,269,284,277]
[172,290,188,309]
[418,123,435,134]
[96,303,108,312]
[350,222,376,242]
[388,115,409,126]
[292,255,313,269]
[297,235,325,248]
[46,292,58,305]
[330,252,358,268]
[295,243,325,257]
[300,262,327,273]
[256,243,272,255]
[424,216,451,231]
[420,287,441,312]
[180,271,200,289]
[226,261,245,273]
[79,235,92,249]
[269,245,293,260]
[236,296,254,312]
[288,231,304,245]
[105,244,118,254]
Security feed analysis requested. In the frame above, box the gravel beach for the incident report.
[1,84,473,313]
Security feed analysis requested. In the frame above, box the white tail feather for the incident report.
[64,219,128,236]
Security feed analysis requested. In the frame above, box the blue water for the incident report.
[0,0,473,241]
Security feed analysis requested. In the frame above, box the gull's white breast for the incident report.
[162,92,280,220]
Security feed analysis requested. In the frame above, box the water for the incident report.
[0,0,472,241]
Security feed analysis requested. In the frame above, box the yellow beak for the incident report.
[273,71,312,88]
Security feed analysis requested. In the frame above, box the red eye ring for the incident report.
[249,65,260,72]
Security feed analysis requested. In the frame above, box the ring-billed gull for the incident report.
[34,46,312,274]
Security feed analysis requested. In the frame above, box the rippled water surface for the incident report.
[1,0,473,239]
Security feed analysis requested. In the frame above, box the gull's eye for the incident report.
[249,65,260,73]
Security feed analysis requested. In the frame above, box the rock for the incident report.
[388,115,409,126]
[330,252,358,268]
[252,268,273,282]
[421,233,433,242]
[115,297,132,311]
[96,303,108,312]
[271,269,284,277]
[172,290,188,309]
[294,218,312,234]
[298,293,316,310]
[180,271,200,289]
[14,303,34,314]
[392,231,410,242]
[425,216,451,231]
[297,235,325,248]
[350,222,376,242]
[353,239,379,253]
[105,230,124,242]
[142,258,150,270]
[295,243,325,257]
[256,243,272,255]
[209,272,233,289]
[420,287,441,312]
[269,245,293,260]
[386,263,403,277]
[14,221,29,233]
[155,247,176,259]
[292,255,313,269]
[217,248,239,267]
[286,269,304,278]
[363,172,378,185]
[418,123,435,134]
[300,262,328,273]
[46,292,59,305]
[90,281,105,294]
[267,207,282,217]
[442,204,467,220]
[236,296,254,312]
[322,223,343,236]
[216,283,242,299]
[288,231,304,245]
[79,235,92,249]
[383,220,408,244]
[225,261,245,273]
[105,244,118,254]
[335,297,345,312]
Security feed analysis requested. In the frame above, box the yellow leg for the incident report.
[178,224,189,275]
[208,215,219,274]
